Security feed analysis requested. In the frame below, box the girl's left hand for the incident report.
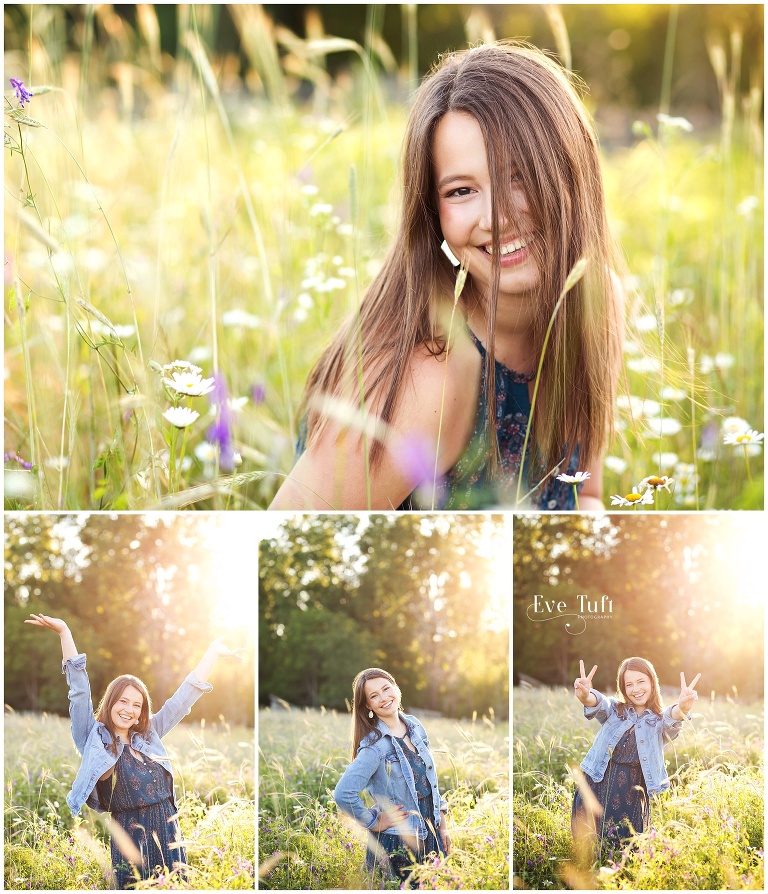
[439,817,451,855]
[678,671,701,715]
[208,638,246,660]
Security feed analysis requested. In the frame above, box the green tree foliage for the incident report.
[513,515,764,698]
[4,514,254,725]
[259,514,510,719]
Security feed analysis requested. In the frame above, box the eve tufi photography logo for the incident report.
[526,594,614,635]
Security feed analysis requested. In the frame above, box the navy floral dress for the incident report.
[403,329,579,510]
[571,725,650,860]
[96,746,186,889]
[372,735,444,887]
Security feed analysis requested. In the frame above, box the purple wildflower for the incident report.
[9,78,32,108]
[398,433,438,487]
[207,372,236,471]
[4,452,34,470]
[250,382,266,405]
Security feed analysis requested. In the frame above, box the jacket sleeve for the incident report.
[151,673,213,739]
[62,653,96,755]
[333,743,383,831]
[661,704,688,742]
[583,689,614,725]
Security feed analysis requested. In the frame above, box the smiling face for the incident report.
[623,669,652,709]
[433,110,540,303]
[363,677,401,721]
[109,684,144,738]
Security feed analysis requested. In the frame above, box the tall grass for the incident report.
[4,7,762,509]
[513,686,764,890]
[258,706,510,889]
[3,711,255,890]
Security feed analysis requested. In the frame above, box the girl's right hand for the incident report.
[25,613,69,635]
[573,659,597,705]
[374,803,409,832]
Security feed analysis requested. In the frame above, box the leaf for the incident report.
[8,284,15,312]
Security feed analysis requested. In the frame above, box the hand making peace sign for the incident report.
[678,672,701,715]
[573,660,598,706]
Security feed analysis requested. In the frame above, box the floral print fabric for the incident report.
[96,748,186,889]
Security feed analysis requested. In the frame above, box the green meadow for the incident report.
[513,686,764,890]
[3,711,255,890]
[259,706,509,889]
[4,8,763,509]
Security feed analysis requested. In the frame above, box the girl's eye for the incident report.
[446,186,474,198]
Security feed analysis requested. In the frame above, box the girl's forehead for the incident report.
[363,677,392,695]
[623,669,649,682]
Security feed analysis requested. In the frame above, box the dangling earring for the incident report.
[368,710,374,719]
[441,239,461,267]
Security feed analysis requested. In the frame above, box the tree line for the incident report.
[259,514,510,720]
[514,514,764,700]
[4,514,254,726]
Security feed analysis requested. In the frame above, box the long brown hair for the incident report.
[615,656,664,719]
[95,674,152,755]
[350,667,401,759]
[303,41,623,483]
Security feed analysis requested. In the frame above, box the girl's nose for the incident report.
[478,192,509,235]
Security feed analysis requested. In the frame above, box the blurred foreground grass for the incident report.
[513,686,764,890]
[4,710,255,889]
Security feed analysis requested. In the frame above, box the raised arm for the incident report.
[573,660,598,708]
[670,671,700,721]
[25,614,78,661]
[192,638,246,683]
[151,639,245,739]
[25,614,94,753]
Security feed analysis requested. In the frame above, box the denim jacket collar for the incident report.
[372,711,413,743]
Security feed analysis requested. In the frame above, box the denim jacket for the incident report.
[63,653,212,817]
[580,688,688,795]
[333,712,447,866]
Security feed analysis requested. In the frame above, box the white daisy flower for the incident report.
[610,490,655,507]
[161,360,203,374]
[163,407,200,429]
[652,452,679,470]
[721,416,750,435]
[194,442,217,462]
[645,417,682,437]
[657,112,694,132]
[660,387,686,402]
[163,371,215,397]
[556,471,591,484]
[723,429,764,448]
[736,195,760,217]
[605,456,628,475]
[639,475,674,492]
[626,357,662,374]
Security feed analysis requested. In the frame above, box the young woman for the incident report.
[25,613,243,889]
[571,657,700,860]
[333,668,451,886]
[271,42,624,511]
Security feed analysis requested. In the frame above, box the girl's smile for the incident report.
[110,685,144,735]
[623,670,651,708]
[364,678,400,719]
[434,110,540,301]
